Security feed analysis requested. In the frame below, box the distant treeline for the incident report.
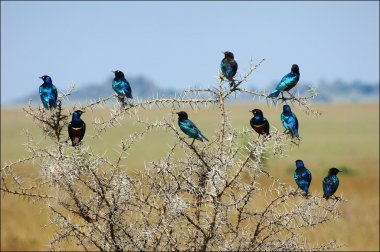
[14,76,379,105]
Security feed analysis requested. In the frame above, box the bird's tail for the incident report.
[268,90,281,98]
[123,89,133,99]
[48,98,57,110]
[200,132,209,142]
[292,127,299,139]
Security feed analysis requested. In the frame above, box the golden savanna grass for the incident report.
[1,103,379,250]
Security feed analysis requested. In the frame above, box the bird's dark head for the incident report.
[295,160,304,168]
[39,75,53,84]
[283,105,292,113]
[328,167,341,176]
[176,111,188,121]
[250,109,263,117]
[113,70,125,79]
[73,110,85,118]
[291,64,299,74]
[223,51,234,59]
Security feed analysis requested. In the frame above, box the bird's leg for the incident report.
[191,138,195,145]
[286,91,294,98]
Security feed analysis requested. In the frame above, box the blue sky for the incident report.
[1,1,379,104]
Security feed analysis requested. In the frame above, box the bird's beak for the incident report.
[39,76,43,79]
[176,112,179,114]
[112,71,115,73]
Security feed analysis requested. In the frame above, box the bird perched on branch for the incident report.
[268,64,300,98]
[112,70,133,102]
[294,160,312,195]
[68,110,86,146]
[220,51,238,87]
[39,75,58,110]
[176,111,209,145]
[281,105,299,139]
[249,109,270,136]
[323,168,341,199]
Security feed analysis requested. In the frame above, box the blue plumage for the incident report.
[250,109,270,135]
[39,75,58,110]
[220,51,238,87]
[294,160,312,194]
[112,70,132,99]
[323,168,341,199]
[268,64,300,98]
[281,105,299,139]
[177,111,209,144]
[68,110,86,146]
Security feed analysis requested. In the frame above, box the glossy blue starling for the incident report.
[250,109,270,135]
[268,64,300,98]
[68,110,86,146]
[323,168,341,199]
[112,70,132,100]
[176,111,209,145]
[281,105,299,139]
[39,75,58,110]
[294,160,312,194]
[220,51,238,87]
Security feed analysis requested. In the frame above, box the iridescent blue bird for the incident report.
[39,75,58,110]
[294,160,312,195]
[268,64,300,98]
[220,51,238,87]
[323,168,341,199]
[250,109,270,136]
[68,110,86,146]
[176,111,209,145]
[112,70,133,100]
[281,105,299,139]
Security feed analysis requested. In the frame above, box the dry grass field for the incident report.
[1,102,379,251]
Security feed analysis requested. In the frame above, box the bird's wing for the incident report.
[232,60,238,76]
[179,120,201,139]
[79,122,86,141]
[221,59,229,72]
[52,85,58,99]
[294,114,299,130]
[294,170,300,181]
[322,177,328,190]
[122,78,132,97]
[187,119,200,131]
[276,72,297,91]
[287,114,297,128]
[281,113,288,129]
[306,168,312,182]
[188,120,203,136]
[323,176,334,196]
